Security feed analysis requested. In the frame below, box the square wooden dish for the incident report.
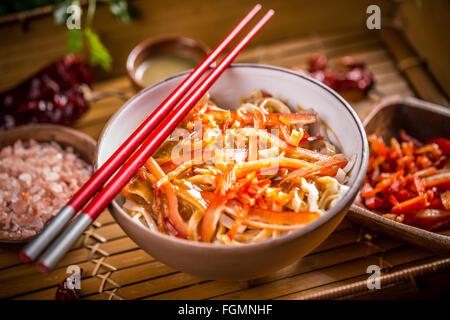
[348,95,450,255]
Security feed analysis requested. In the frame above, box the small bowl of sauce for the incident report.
[127,36,210,89]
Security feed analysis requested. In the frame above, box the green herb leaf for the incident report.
[84,27,112,70]
[109,0,132,23]
[67,28,84,53]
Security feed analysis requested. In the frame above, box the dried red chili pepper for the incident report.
[308,54,328,72]
[0,55,92,130]
[296,54,374,99]
[55,268,83,300]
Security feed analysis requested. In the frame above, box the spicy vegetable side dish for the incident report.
[121,90,353,243]
[361,131,450,231]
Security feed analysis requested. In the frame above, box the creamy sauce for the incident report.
[135,54,198,86]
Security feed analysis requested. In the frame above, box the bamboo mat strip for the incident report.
[96,234,398,300]
[14,222,357,300]
[2,220,353,297]
[82,225,362,300]
[0,210,117,270]
[379,28,449,107]
[345,262,450,300]
[306,257,450,300]
[0,29,442,300]
[209,248,435,300]
[265,40,384,68]
[275,255,442,300]
[143,235,405,300]
[144,243,419,300]
[236,30,377,63]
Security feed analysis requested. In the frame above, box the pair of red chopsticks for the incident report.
[20,4,274,272]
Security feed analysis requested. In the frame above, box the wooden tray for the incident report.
[348,96,450,256]
[1,28,449,300]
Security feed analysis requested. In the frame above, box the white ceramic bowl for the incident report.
[97,64,369,280]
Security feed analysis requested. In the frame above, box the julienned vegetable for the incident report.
[121,90,350,243]
[361,131,450,231]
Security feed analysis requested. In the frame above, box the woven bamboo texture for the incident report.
[0,28,448,300]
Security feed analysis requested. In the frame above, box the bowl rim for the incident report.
[97,63,369,251]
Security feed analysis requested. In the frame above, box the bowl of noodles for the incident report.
[97,64,369,280]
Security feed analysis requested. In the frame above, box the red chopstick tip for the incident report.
[264,9,275,18]
[37,261,50,274]
[19,251,33,264]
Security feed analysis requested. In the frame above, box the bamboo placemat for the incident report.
[0,28,448,300]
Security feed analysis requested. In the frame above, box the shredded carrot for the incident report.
[144,158,191,239]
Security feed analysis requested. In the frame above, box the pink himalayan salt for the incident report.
[0,140,92,240]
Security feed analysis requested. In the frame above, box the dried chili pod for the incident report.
[55,268,83,300]
[0,55,93,130]
[296,54,375,100]
[308,54,328,72]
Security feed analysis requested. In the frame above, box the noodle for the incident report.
[121,90,350,243]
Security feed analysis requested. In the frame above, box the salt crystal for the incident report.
[0,139,92,240]
[50,183,63,193]
[46,171,60,181]
[19,173,32,184]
